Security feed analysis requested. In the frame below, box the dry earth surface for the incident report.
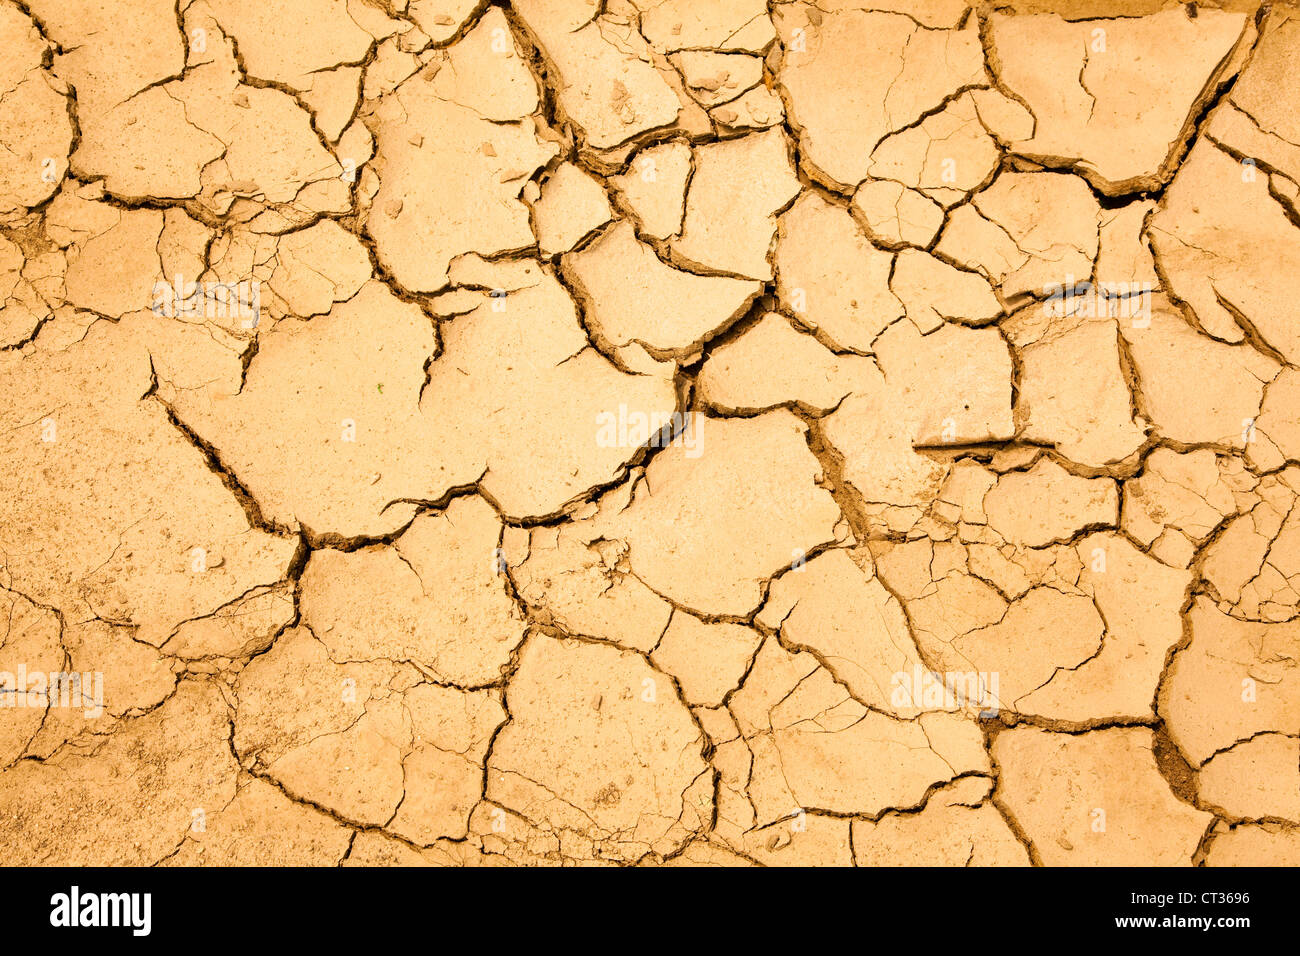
[0,0,1297,867]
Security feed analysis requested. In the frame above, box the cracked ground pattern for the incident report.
[0,0,1298,868]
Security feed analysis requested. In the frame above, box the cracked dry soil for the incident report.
[0,0,1297,868]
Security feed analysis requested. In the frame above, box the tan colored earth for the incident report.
[0,0,1295,866]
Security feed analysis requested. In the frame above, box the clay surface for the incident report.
[0,0,1294,868]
